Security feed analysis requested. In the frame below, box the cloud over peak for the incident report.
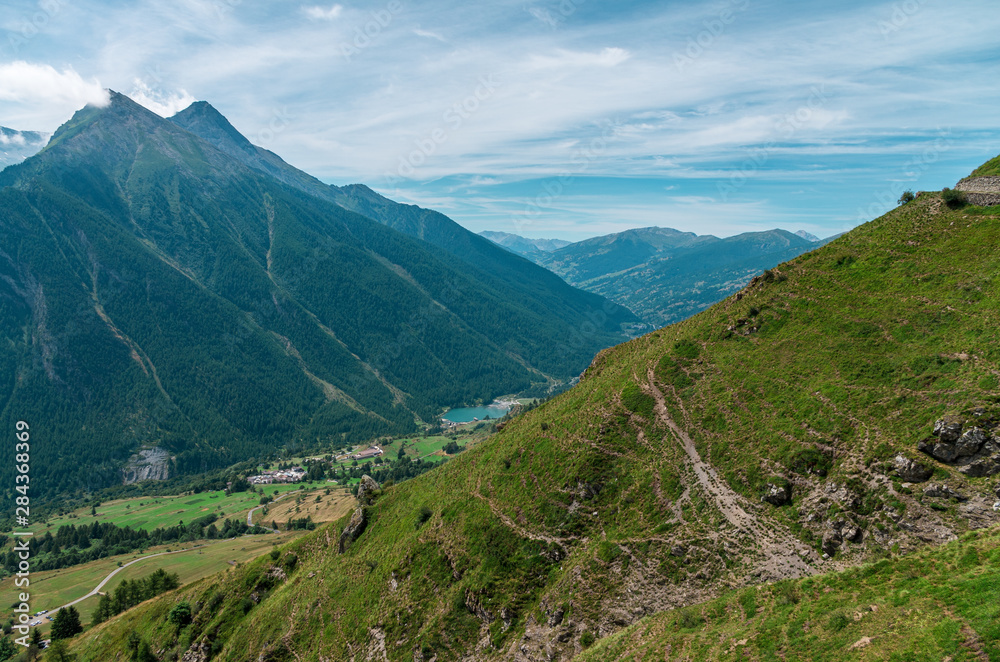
[126,79,195,117]
[0,61,108,109]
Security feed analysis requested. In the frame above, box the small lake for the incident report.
[441,404,511,423]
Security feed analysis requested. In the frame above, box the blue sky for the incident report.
[1,0,999,241]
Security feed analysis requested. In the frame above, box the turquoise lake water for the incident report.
[441,404,511,423]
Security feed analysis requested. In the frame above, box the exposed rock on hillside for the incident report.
[338,507,367,554]
[761,481,791,506]
[922,484,967,501]
[919,418,1000,477]
[894,455,932,482]
[122,447,172,483]
[357,475,380,504]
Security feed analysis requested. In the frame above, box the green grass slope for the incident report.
[970,154,1000,177]
[72,188,1000,661]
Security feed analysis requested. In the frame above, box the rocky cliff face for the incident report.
[121,447,172,483]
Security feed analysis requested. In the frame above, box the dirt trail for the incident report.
[647,368,818,580]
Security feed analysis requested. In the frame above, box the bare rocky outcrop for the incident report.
[761,481,791,506]
[122,447,172,483]
[338,507,367,554]
[923,484,968,501]
[181,642,210,662]
[357,474,380,505]
[919,418,1000,477]
[894,455,932,482]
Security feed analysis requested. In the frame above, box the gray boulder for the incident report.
[922,484,968,501]
[959,456,1000,478]
[955,427,988,457]
[894,455,932,482]
[357,474,380,504]
[919,438,959,463]
[821,530,842,557]
[842,525,862,543]
[762,482,791,506]
[933,418,963,443]
[338,506,367,553]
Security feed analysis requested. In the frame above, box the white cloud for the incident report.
[126,79,195,117]
[0,61,108,108]
[302,4,342,20]
[527,47,632,70]
[413,28,446,42]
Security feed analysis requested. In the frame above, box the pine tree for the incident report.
[50,606,83,640]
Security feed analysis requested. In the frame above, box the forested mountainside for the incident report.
[75,166,1000,661]
[0,93,634,501]
[169,101,629,350]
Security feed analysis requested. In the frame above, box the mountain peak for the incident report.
[170,100,253,151]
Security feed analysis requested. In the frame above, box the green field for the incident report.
[21,483,306,537]
[290,425,500,480]
[0,531,306,633]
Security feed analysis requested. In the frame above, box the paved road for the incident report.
[47,490,305,617]
[52,545,205,613]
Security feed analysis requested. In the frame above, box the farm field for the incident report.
[0,530,307,633]
[253,488,355,527]
[18,483,307,538]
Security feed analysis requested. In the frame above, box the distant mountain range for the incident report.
[0,127,49,168]
[478,231,571,256]
[484,227,836,327]
[0,93,635,498]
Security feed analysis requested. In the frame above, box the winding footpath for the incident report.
[647,367,819,580]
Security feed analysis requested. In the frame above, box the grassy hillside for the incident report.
[70,188,1000,660]
[970,154,1000,177]
[578,526,1000,661]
